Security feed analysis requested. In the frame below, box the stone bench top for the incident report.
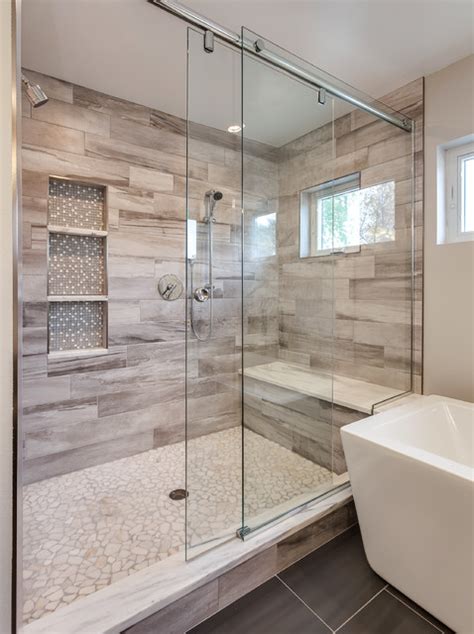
[243,361,404,414]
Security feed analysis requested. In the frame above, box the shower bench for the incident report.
[242,361,403,474]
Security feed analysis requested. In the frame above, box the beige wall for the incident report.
[424,55,474,401]
[0,0,14,631]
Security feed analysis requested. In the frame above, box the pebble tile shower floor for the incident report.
[23,428,333,623]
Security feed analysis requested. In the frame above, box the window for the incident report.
[443,141,474,243]
[300,173,395,258]
[462,155,474,233]
[252,212,276,258]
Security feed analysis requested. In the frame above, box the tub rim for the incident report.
[341,395,473,483]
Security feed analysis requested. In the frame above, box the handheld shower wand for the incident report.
[190,190,223,342]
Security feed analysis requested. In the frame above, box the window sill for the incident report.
[439,231,474,245]
[300,244,362,258]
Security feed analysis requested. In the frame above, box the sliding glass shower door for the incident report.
[185,23,415,550]
[185,27,243,556]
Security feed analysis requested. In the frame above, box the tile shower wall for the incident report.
[21,69,278,483]
[21,70,422,482]
[242,79,423,476]
[276,79,423,391]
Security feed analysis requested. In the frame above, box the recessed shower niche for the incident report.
[47,177,108,354]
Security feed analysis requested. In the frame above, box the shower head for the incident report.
[205,190,223,219]
[206,189,223,202]
[21,73,49,108]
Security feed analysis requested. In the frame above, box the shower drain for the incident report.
[169,489,189,501]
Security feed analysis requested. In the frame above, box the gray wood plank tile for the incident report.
[74,84,151,124]
[129,165,174,192]
[23,117,85,154]
[84,134,206,180]
[218,547,278,610]
[107,185,155,214]
[108,225,184,259]
[47,347,127,377]
[98,380,184,418]
[23,375,71,408]
[23,396,98,432]
[23,69,73,103]
[276,503,357,571]
[23,431,153,483]
[22,146,129,187]
[22,247,47,276]
[108,321,185,345]
[23,327,47,355]
[21,169,49,198]
[111,116,185,158]
[24,399,183,458]
[32,98,110,136]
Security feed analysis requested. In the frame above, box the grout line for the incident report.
[276,575,335,633]
[385,588,445,633]
[334,584,388,632]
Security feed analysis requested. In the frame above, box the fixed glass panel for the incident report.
[185,28,243,557]
[241,27,337,535]
[241,26,415,536]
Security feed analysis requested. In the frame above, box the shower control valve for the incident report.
[158,274,183,301]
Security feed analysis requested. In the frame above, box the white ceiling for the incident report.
[22,0,473,146]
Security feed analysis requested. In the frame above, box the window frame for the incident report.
[300,172,362,258]
[445,142,474,244]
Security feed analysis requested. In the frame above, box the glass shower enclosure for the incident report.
[185,24,415,557]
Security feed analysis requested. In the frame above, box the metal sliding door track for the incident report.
[148,0,413,132]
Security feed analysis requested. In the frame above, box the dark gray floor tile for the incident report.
[187,577,330,634]
[338,589,441,633]
[386,586,455,633]
[279,525,386,629]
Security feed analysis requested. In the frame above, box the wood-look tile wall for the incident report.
[275,78,423,392]
[21,69,278,483]
[21,69,422,482]
[242,79,423,473]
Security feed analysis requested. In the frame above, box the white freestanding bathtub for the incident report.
[341,395,474,634]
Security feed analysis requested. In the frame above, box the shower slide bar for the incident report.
[148,0,413,133]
